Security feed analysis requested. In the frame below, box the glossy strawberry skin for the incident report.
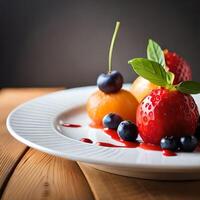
[164,50,192,84]
[136,88,199,145]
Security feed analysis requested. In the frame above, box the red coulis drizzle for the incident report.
[140,143,177,157]
[103,129,177,155]
[162,149,176,156]
[96,142,122,147]
[62,123,82,128]
[139,143,162,151]
[63,122,177,156]
[80,138,93,144]
[103,128,139,148]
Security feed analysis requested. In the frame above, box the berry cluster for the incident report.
[103,113,200,153]
[103,113,138,142]
[161,136,198,152]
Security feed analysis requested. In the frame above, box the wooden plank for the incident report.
[2,149,94,200]
[79,163,200,200]
[0,88,60,195]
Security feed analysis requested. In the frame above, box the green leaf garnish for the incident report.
[128,58,173,87]
[128,38,200,95]
[147,39,165,67]
[176,81,200,94]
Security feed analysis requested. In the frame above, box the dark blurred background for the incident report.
[0,0,199,88]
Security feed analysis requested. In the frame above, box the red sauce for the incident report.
[63,122,177,156]
[139,143,162,151]
[103,128,120,140]
[62,123,82,128]
[103,128,139,148]
[80,138,93,143]
[96,142,123,147]
[162,149,176,156]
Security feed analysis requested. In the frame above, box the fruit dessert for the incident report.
[130,39,192,102]
[87,22,138,127]
[128,51,200,151]
[63,22,200,156]
[88,33,200,154]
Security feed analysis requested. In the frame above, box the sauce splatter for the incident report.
[63,122,177,156]
[62,123,82,128]
[162,149,177,156]
[80,138,93,143]
[139,143,162,151]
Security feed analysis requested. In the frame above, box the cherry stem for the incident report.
[108,21,120,73]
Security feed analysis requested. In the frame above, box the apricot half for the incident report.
[87,89,138,126]
[130,76,159,103]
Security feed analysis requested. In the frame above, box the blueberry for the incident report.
[179,136,198,152]
[103,113,123,129]
[117,121,138,141]
[160,136,178,151]
[97,70,123,94]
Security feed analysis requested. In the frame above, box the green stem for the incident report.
[108,21,120,73]
[166,84,176,91]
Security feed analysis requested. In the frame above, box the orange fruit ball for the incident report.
[87,89,139,126]
[130,76,159,103]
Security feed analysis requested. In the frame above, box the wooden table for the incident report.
[1,88,200,200]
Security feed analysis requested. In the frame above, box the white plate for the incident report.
[7,85,200,180]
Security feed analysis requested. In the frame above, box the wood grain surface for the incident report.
[2,149,93,200]
[79,163,200,200]
[0,89,60,196]
[1,88,200,200]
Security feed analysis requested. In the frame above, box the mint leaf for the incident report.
[147,39,165,67]
[176,81,200,94]
[128,58,169,87]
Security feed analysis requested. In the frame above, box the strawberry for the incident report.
[128,41,200,146]
[136,88,199,145]
[164,49,192,84]
[146,39,192,84]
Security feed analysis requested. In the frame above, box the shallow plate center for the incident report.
[55,105,124,146]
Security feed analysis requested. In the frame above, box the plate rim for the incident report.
[6,84,200,172]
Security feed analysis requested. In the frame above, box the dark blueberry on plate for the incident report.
[97,71,123,94]
[117,120,138,141]
[179,136,198,152]
[160,136,178,151]
[103,113,123,129]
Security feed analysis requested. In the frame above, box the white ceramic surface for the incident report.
[7,85,200,180]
